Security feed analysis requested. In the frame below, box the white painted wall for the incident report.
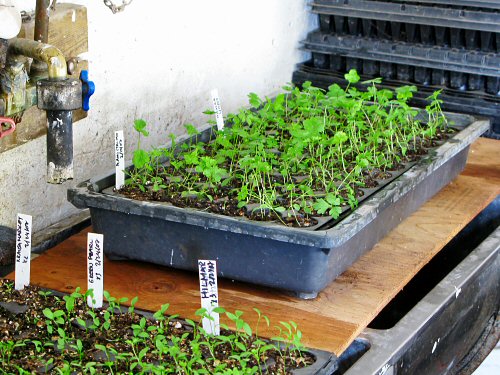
[0,1,315,231]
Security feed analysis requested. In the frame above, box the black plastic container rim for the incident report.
[68,117,489,249]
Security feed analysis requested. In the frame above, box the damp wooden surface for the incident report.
[7,137,499,355]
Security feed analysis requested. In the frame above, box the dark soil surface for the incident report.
[119,128,454,228]
[0,280,315,374]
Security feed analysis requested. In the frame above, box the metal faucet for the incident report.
[0,1,94,184]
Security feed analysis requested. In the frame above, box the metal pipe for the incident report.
[37,77,82,184]
[8,38,66,80]
[46,109,73,183]
[34,0,50,43]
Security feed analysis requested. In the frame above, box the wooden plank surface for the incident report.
[462,137,500,185]
[7,138,499,355]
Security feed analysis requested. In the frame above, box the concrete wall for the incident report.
[0,1,314,231]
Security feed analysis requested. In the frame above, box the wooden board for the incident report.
[462,137,500,185]
[7,138,500,355]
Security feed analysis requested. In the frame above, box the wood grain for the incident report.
[7,138,499,355]
[18,4,89,58]
[462,137,500,184]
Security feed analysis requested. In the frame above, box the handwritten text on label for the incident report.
[87,233,104,308]
[115,130,125,189]
[198,259,220,335]
[15,214,32,290]
[211,89,224,131]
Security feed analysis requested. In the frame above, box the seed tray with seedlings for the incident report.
[118,71,455,229]
[0,280,337,374]
[68,71,488,297]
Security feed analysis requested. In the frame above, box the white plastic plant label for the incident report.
[115,130,125,189]
[211,89,225,130]
[198,260,220,335]
[15,214,32,290]
[87,233,104,308]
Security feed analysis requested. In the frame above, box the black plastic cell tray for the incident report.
[389,0,500,10]
[310,51,499,94]
[303,32,500,78]
[318,15,500,52]
[392,0,500,10]
[311,54,500,94]
[311,0,500,32]
[68,117,488,299]
[292,64,500,136]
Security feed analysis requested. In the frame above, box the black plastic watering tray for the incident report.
[68,115,489,299]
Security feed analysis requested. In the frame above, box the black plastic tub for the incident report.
[68,116,489,299]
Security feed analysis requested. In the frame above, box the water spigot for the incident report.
[36,70,95,183]
[37,77,81,183]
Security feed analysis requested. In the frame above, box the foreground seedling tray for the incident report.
[68,114,488,299]
[0,282,337,374]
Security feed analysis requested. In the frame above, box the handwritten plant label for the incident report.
[115,130,125,189]
[87,233,104,308]
[211,89,224,131]
[15,214,32,290]
[198,259,220,335]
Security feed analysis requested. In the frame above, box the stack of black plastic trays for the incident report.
[293,0,500,138]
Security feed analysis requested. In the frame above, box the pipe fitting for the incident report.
[8,38,67,80]
[37,78,82,184]
[37,78,82,111]
[45,109,74,184]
